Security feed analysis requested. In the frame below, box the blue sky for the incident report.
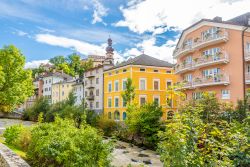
[0,0,249,68]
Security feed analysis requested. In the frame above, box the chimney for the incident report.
[213,16,222,22]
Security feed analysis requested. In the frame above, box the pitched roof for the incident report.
[106,54,173,71]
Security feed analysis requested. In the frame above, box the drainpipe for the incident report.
[242,27,248,99]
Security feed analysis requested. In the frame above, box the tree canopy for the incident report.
[0,45,34,112]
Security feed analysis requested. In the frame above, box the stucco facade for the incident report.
[174,14,250,104]
[104,55,177,121]
[51,80,74,104]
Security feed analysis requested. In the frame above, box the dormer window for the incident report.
[140,68,145,72]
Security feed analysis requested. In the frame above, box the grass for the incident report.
[0,135,27,159]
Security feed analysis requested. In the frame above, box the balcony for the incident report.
[245,73,250,84]
[245,50,250,61]
[194,30,229,50]
[173,29,229,58]
[85,73,95,78]
[195,52,229,69]
[86,84,95,89]
[193,74,230,88]
[86,95,94,100]
[175,62,194,74]
[173,45,194,58]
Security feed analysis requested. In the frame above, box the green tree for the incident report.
[126,102,163,148]
[79,59,93,76]
[49,55,66,66]
[121,78,135,105]
[0,45,34,112]
[67,53,81,76]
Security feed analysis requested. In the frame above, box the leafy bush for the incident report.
[3,124,32,151]
[98,116,118,136]
[125,102,163,148]
[27,118,113,167]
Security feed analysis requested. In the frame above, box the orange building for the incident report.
[174,13,250,104]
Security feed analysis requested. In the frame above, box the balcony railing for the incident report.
[175,52,229,74]
[245,49,250,61]
[195,52,229,68]
[86,84,95,89]
[85,73,95,78]
[178,74,230,89]
[245,73,250,84]
[86,95,94,100]
[193,74,230,87]
[173,29,229,58]
[194,30,229,50]
[175,62,194,74]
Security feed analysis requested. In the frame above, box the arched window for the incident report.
[167,110,174,120]
[114,110,120,120]
[108,112,112,119]
[122,112,127,120]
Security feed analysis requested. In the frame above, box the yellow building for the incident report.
[104,54,177,121]
[51,80,75,104]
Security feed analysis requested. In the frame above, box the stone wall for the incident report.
[0,143,30,167]
[0,112,23,119]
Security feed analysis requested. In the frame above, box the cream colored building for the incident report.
[52,80,75,104]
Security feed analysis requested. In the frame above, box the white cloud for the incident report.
[123,37,178,63]
[25,60,49,69]
[92,0,108,24]
[34,34,124,63]
[115,0,250,34]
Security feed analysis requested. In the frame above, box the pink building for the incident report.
[174,13,250,104]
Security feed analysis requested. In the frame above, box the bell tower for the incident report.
[104,37,114,65]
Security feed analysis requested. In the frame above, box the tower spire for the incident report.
[104,37,114,65]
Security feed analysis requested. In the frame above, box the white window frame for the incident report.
[153,95,160,105]
[122,78,127,90]
[108,82,112,92]
[139,95,147,106]
[221,90,230,100]
[166,80,172,89]
[114,96,119,108]
[139,78,147,90]
[114,80,119,92]
[107,97,112,108]
[153,79,160,90]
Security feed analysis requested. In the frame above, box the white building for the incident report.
[73,78,84,105]
[42,72,72,103]
[83,37,114,114]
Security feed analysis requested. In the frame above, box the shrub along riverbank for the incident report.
[14,91,250,167]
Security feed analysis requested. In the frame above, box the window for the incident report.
[202,68,220,79]
[153,79,160,90]
[184,74,192,82]
[153,96,160,105]
[96,101,99,108]
[96,69,99,73]
[140,95,146,106]
[122,79,127,90]
[183,38,192,48]
[166,70,171,74]
[62,84,64,88]
[108,112,112,119]
[96,89,99,96]
[96,78,99,84]
[167,97,173,108]
[115,80,119,91]
[62,91,64,96]
[247,64,250,74]
[49,87,51,91]
[49,79,51,83]
[108,82,112,92]
[154,69,158,72]
[221,90,230,99]
[192,92,203,100]
[140,68,145,72]
[201,27,219,40]
[166,80,172,89]
[108,97,112,108]
[139,78,146,90]
[246,42,250,52]
[114,97,119,107]
[115,70,119,74]
[90,102,93,109]
[123,112,127,120]
[122,97,127,107]
[114,111,120,120]
[123,69,127,72]
[46,80,47,84]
